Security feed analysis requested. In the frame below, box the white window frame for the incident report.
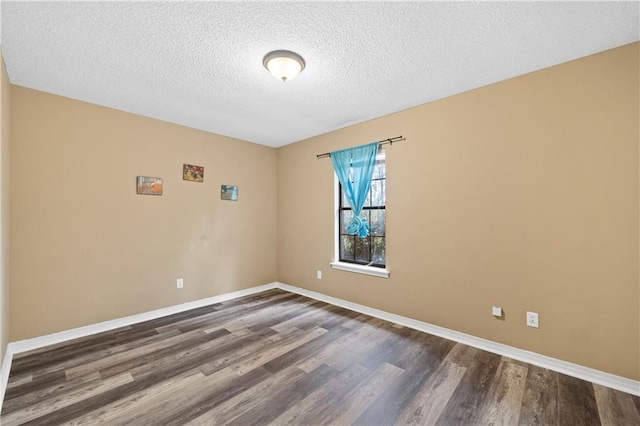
[330,151,390,279]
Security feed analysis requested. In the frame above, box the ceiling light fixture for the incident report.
[263,50,305,82]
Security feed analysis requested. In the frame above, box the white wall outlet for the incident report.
[177,278,184,289]
[316,270,322,279]
[527,311,539,328]
[492,306,502,317]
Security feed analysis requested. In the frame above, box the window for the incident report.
[338,149,386,268]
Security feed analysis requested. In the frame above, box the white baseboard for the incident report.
[1,279,637,415]
[0,281,278,412]
[276,282,640,397]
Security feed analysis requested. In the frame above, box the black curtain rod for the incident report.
[316,136,405,159]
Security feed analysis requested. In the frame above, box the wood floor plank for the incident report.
[340,312,372,329]
[4,371,67,401]
[2,373,134,426]
[111,367,244,426]
[11,332,119,363]
[7,375,32,388]
[352,333,456,426]
[477,358,528,425]
[558,374,602,425]
[435,349,502,425]
[124,328,258,380]
[61,369,208,426]
[295,316,385,373]
[383,328,455,371]
[323,320,399,372]
[154,292,300,334]
[219,363,340,426]
[358,332,414,371]
[8,329,183,386]
[270,362,371,425]
[95,328,232,380]
[518,364,559,425]
[269,302,343,332]
[594,383,640,426]
[204,296,321,334]
[181,365,309,425]
[215,288,284,308]
[111,366,272,426]
[2,372,101,415]
[245,297,326,332]
[262,325,352,374]
[11,328,160,376]
[17,365,210,425]
[64,328,222,380]
[444,342,478,367]
[331,362,405,425]
[314,306,362,330]
[127,304,219,332]
[3,289,638,426]
[395,360,467,425]
[352,367,430,425]
[196,328,286,377]
[230,326,327,376]
[16,332,270,424]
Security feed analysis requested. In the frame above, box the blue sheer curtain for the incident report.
[331,141,379,238]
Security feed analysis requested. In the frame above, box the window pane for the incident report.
[370,179,385,207]
[372,160,385,179]
[341,235,355,261]
[364,186,371,207]
[362,210,370,232]
[372,237,385,265]
[341,188,349,208]
[370,210,386,236]
[340,210,353,234]
[355,237,371,263]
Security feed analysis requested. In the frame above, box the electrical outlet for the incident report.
[177,278,184,289]
[527,311,539,328]
[317,270,322,280]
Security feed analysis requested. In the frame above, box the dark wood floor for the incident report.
[3,289,639,425]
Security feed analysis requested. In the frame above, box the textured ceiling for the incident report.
[1,1,639,148]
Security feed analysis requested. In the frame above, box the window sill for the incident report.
[330,262,390,279]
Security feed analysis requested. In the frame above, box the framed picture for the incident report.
[183,164,204,182]
[221,185,238,201]
[136,176,163,195]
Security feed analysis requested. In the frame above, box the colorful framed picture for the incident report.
[136,176,163,195]
[183,164,204,182]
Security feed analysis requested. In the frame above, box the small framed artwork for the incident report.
[136,176,163,195]
[183,164,204,182]
[221,185,238,201]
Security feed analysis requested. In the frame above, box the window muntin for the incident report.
[338,150,385,268]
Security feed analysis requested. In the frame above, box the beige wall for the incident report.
[10,87,277,340]
[0,51,10,363]
[277,43,640,380]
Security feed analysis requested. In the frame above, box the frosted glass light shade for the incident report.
[263,50,305,82]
